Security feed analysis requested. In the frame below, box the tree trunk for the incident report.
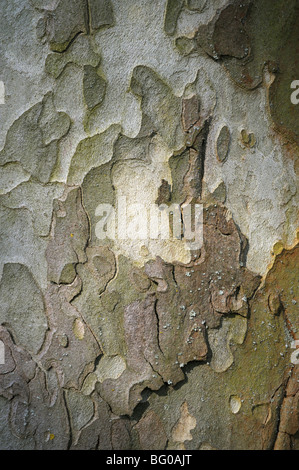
[0,0,298,450]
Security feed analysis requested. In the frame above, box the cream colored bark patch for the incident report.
[172,402,196,443]
[81,355,127,396]
[73,318,85,340]
[95,355,126,383]
[230,395,242,414]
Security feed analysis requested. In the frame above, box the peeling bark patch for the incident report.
[46,187,89,284]
[73,204,260,416]
[195,0,298,96]
[213,2,251,60]
[0,95,70,183]
[164,0,185,36]
[182,95,200,133]
[88,0,114,31]
[248,242,299,449]
[130,65,184,151]
[0,264,47,355]
[0,0,298,451]
[240,129,256,148]
[156,179,171,206]
[196,1,251,61]
[266,245,299,340]
[65,389,94,432]
[172,402,196,443]
[135,410,167,450]
[268,7,299,145]
[36,0,114,52]
[83,65,106,110]
[230,395,241,414]
[42,281,101,390]
[73,318,85,340]
[186,0,207,12]
[216,125,230,163]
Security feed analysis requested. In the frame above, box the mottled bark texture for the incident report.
[0,0,298,450]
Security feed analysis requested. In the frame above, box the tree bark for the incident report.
[0,0,298,450]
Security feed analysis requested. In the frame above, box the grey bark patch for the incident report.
[42,281,101,390]
[0,263,47,355]
[67,125,121,186]
[186,0,207,12]
[45,35,101,79]
[88,0,114,31]
[65,389,94,431]
[0,95,70,184]
[83,65,106,110]
[38,92,71,145]
[130,65,184,151]
[46,0,87,52]
[175,37,197,56]
[164,0,185,36]
[46,187,89,284]
[81,162,115,245]
[0,180,65,237]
